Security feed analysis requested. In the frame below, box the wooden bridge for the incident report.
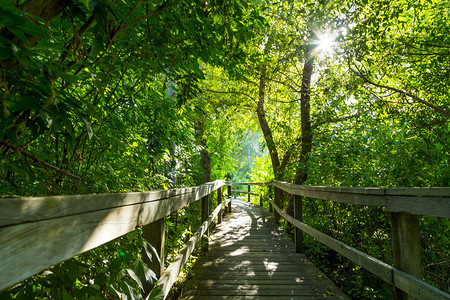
[180,200,348,299]
[1,181,449,300]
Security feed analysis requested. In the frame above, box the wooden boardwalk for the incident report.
[179,200,349,300]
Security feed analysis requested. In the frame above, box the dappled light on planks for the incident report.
[179,200,349,299]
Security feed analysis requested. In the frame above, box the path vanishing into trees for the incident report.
[1,180,449,300]
[180,199,349,299]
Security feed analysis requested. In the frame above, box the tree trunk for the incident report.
[295,48,314,185]
[256,36,280,179]
[196,121,211,183]
[1,0,70,53]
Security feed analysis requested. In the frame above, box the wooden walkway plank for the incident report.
[179,200,349,300]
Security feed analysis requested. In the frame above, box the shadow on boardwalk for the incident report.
[180,199,349,300]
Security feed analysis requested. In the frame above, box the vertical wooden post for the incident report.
[268,185,273,212]
[259,195,263,207]
[294,194,304,253]
[227,185,232,212]
[248,185,251,202]
[217,187,222,224]
[390,212,422,300]
[141,218,165,298]
[274,187,281,224]
[201,195,210,251]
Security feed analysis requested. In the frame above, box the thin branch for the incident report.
[206,88,255,101]
[314,112,365,127]
[116,1,168,35]
[0,140,82,180]
[127,0,142,17]
[267,78,300,93]
[349,64,450,117]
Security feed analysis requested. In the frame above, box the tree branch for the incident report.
[0,140,82,180]
[313,112,364,127]
[116,1,168,35]
[206,88,255,101]
[349,64,450,117]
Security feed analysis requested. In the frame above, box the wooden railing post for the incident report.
[259,195,263,206]
[201,194,210,251]
[248,185,251,202]
[274,187,281,224]
[294,194,304,253]
[227,185,232,212]
[142,218,165,298]
[268,185,273,212]
[217,187,222,224]
[390,212,422,300]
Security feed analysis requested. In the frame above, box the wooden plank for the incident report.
[0,180,226,227]
[186,278,335,285]
[182,287,340,296]
[0,181,226,292]
[269,181,450,218]
[274,187,281,223]
[201,195,210,252]
[268,181,450,197]
[153,198,231,299]
[142,218,165,298]
[270,199,450,300]
[180,200,349,300]
[217,187,222,224]
[385,196,450,218]
[0,205,140,292]
[181,296,346,300]
[294,194,303,253]
[234,191,258,196]
[0,190,169,227]
[391,212,422,300]
[393,270,450,300]
[233,182,266,186]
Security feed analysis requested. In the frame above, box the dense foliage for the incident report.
[1,0,448,299]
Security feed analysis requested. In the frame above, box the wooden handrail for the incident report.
[0,180,229,292]
[269,180,450,218]
[233,181,450,299]
[2,179,448,297]
[269,198,450,300]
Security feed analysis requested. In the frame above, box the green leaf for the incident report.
[0,46,13,59]
[143,242,160,265]
[126,269,143,291]
[18,21,48,39]
[141,262,158,284]
[89,35,104,58]
[147,286,164,300]
[8,27,29,45]
[81,116,94,140]
[62,288,73,300]
[85,102,102,120]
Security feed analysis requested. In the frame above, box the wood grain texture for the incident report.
[153,198,231,299]
[0,181,226,291]
[391,212,422,300]
[0,181,226,227]
[270,199,450,300]
[179,200,349,300]
[269,181,450,218]
[142,218,165,297]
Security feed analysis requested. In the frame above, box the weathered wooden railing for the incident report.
[234,181,450,300]
[0,180,232,299]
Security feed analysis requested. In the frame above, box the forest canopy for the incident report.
[0,0,448,299]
